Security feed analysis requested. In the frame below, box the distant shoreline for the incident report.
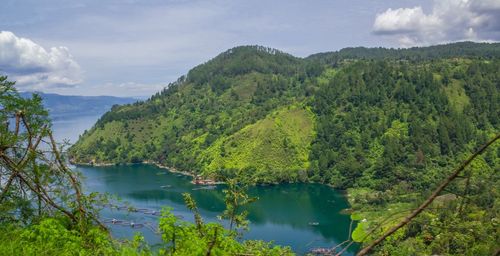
[69,160,351,190]
[70,160,226,185]
[142,160,196,178]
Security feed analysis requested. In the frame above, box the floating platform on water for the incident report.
[192,185,217,191]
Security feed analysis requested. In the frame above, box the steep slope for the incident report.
[70,43,500,186]
[200,105,315,182]
[70,46,312,179]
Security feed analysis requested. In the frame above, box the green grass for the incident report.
[223,72,260,101]
[317,68,338,86]
[443,79,470,113]
[199,104,315,182]
[71,115,171,163]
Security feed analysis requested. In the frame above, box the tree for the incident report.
[0,76,103,231]
[158,192,291,256]
[220,177,257,233]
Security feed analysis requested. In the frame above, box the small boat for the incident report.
[129,222,144,228]
[104,218,124,224]
[160,185,172,189]
[308,222,320,226]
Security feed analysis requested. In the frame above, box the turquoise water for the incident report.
[54,115,357,255]
[77,164,358,255]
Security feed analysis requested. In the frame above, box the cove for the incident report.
[77,163,358,255]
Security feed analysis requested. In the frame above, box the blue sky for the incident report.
[1,0,499,97]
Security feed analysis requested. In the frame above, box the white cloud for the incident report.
[0,31,82,90]
[373,0,500,46]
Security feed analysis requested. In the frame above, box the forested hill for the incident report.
[307,41,500,63]
[70,43,499,254]
[70,42,499,184]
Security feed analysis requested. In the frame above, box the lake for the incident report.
[52,114,101,144]
[57,115,358,255]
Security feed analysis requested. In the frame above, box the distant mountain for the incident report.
[20,92,137,120]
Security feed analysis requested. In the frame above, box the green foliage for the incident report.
[307,41,500,64]
[219,178,257,233]
[158,204,293,256]
[0,75,292,256]
[0,218,150,256]
[309,57,498,255]
[443,79,470,113]
[200,105,315,183]
[182,193,205,234]
[71,43,499,188]
[187,45,302,85]
[67,43,500,255]
[310,59,498,190]
[155,182,289,256]
[70,46,312,181]
[0,76,149,255]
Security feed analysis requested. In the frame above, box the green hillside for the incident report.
[200,105,315,183]
[70,46,312,177]
[70,43,499,185]
[69,43,500,255]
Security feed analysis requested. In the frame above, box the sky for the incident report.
[0,0,499,97]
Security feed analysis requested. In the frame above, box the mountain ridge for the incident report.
[21,91,137,120]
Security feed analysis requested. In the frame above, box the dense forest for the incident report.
[69,42,500,255]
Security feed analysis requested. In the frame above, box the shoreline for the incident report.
[70,159,224,185]
[70,160,350,190]
[142,160,196,178]
[145,161,225,185]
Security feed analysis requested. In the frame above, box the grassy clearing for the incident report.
[443,79,470,113]
[200,104,315,182]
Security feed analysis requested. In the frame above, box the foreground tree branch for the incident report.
[356,133,500,256]
[1,77,106,233]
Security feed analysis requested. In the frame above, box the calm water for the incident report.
[76,164,357,255]
[55,115,358,255]
[52,114,100,144]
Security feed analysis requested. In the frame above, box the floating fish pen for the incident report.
[192,185,217,190]
[309,247,337,255]
[103,203,163,216]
